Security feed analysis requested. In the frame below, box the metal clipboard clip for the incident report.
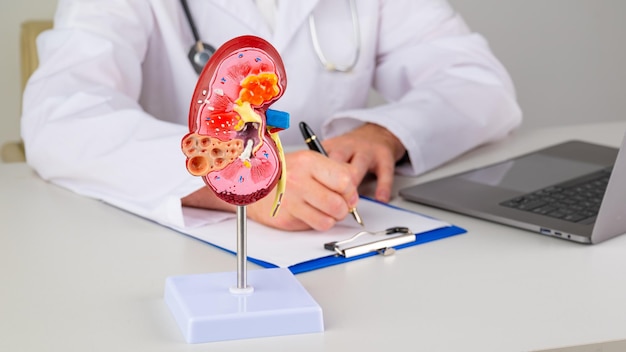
[323,226,414,258]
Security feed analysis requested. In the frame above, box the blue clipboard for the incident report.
[242,198,465,275]
[248,224,466,274]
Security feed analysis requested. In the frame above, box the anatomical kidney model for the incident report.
[182,36,289,215]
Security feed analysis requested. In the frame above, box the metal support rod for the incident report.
[236,205,247,289]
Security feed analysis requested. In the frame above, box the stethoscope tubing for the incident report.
[181,0,360,73]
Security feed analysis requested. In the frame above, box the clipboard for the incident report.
[177,198,467,275]
[248,224,465,274]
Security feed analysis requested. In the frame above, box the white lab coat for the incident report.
[21,0,522,228]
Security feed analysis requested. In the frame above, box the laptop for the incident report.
[399,132,626,244]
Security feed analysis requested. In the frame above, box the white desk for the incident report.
[2,121,626,352]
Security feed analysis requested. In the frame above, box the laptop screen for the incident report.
[459,154,604,193]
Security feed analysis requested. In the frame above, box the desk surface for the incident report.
[2,121,626,352]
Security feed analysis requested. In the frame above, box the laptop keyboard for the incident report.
[500,168,612,223]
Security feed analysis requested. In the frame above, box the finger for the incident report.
[324,142,352,163]
[247,189,318,231]
[347,150,374,185]
[288,198,340,231]
[282,151,359,228]
[309,156,360,210]
[373,152,396,203]
[275,206,331,231]
[272,182,344,231]
[299,172,352,221]
[269,214,310,231]
[307,152,356,190]
[279,152,351,230]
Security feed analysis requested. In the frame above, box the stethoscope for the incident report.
[181,0,216,74]
[308,0,360,73]
[181,0,360,74]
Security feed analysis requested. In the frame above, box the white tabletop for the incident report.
[2,121,626,352]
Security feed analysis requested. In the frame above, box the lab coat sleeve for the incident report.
[21,0,204,228]
[322,0,522,176]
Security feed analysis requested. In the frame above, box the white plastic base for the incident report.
[164,268,324,343]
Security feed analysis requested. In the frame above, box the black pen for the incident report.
[299,121,364,227]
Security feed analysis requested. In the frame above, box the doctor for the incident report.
[21,0,521,231]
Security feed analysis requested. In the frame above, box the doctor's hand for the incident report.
[246,150,360,231]
[323,123,406,203]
